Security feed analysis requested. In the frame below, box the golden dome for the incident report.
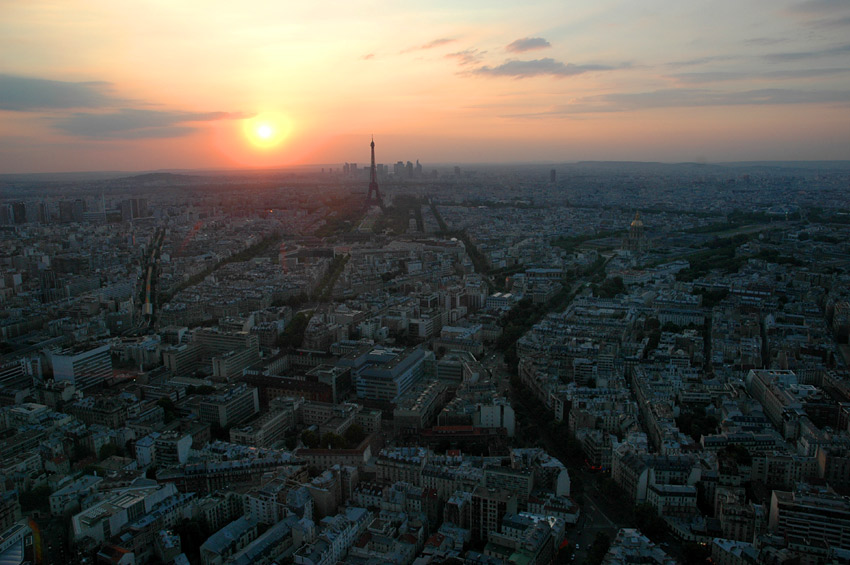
[630,211,643,228]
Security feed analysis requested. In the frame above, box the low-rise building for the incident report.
[199,515,259,565]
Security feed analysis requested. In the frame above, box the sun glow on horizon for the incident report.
[3,0,850,173]
[257,124,273,139]
[243,114,292,149]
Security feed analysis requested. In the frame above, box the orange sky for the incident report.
[1,0,849,173]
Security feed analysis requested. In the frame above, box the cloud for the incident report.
[505,37,551,53]
[0,74,249,140]
[421,38,455,49]
[518,88,850,116]
[53,109,249,139]
[806,14,850,28]
[670,67,850,83]
[666,55,737,67]
[762,68,850,79]
[401,38,455,54]
[787,0,850,15]
[765,42,850,62]
[744,37,790,46]
[594,88,850,111]
[669,72,746,83]
[446,49,485,66]
[362,53,374,60]
[785,1,850,29]
[0,74,116,111]
[471,58,617,78]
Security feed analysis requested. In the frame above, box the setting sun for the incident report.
[243,114,291,150]
[257,124,273,139]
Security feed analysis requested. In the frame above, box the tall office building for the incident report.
[49,343,112,391]
[0,359,35,390]
[471,486,518,541]
[340,346,433,403]
[119,198,149,221]
[769,485,850,555]
[58,199,86,223]
[10,202,26,224]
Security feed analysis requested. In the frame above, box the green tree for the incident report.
[595,276,626,298]
[320,432,347,450]
[209,422,231,442]
[284,432,299,451]
[570,473,584,496]
[98,443,120,460]
[599,477,621,499]
[277,311,312,349]
[187,385,215,395]
[721,444,752,466]
[503,344,519,371]
[676,405,718,443]
[83,464,100,475]
[693,287,729,308]
[301,429,320,448]
[634,503,666,540]
[70,441,93,463]
[343,424,366,447]
[646,329,662,351]
[682,541,711,564]
[174,519,211,563]
[157,397,178,423]
[19,486,52,512]
[586,532,612,565]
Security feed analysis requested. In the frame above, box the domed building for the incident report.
[624,211,648,254]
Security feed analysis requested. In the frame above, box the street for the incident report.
[571,475,624,563]
[484,348,625,563]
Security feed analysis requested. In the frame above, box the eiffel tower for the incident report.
[367,137,383,206]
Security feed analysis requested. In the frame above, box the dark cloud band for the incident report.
[52,109,249,139]
[506,37,551,53]
[472,58,616,78]
[0,74,114,111]
[509,88,850,117]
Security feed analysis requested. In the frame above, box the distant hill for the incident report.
[570,161,722,173]
[0,170,131,183]
[568,160,850,173]
[118,172,206,184]
[2,160,849,185]
[716,160,850,170]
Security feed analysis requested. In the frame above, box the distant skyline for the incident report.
[1,0,850,173]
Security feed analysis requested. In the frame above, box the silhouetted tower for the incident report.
[367,137,383,205]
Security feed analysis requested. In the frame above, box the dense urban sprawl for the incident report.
[2,160,850,564]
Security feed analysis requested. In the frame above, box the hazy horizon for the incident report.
[4,158,850,183]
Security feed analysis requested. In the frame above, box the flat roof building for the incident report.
[50,343,112,391]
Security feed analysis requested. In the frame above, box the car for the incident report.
[575,544,580,550]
